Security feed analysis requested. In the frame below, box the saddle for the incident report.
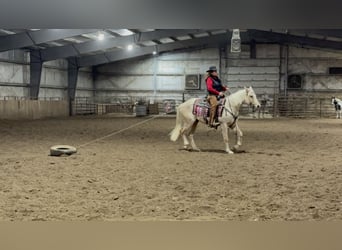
[192,98,226,124]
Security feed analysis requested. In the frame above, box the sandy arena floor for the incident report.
[0,115,341,221]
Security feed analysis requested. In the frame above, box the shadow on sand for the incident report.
[178,148,247,154]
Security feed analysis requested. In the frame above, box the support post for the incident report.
[250,39,256,59]
[67,57,79,116]
[29,50,43,99]
[91,66,97,98]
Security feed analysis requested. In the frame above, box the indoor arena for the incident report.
[1,29,341,221]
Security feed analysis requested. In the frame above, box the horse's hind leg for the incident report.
[181,121,194,150]
[182,134,190,150]
[188,120,200,151]
[181,119,200,151]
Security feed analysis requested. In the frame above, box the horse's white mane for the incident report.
[227,87,255,99]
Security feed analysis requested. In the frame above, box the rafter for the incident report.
[289,29,342,39]
[0,29,98,52]
[249,29,342,50]
[77,32,240,67]
[39,29,205,62]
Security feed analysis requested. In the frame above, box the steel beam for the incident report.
[290,29,342,39]
[29,50,42,99]
[0,29,97,52]
[77,32,241,67]
[67,57,79,116]
[250,39,256,59]
[249,29,342,50]
[40,29,204,62]
[67,57,79,100]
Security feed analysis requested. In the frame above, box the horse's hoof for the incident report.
[192,148,201,152]
[226,150,234,154]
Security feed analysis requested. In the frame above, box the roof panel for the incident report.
[210,29,228,35]
[159,37,175,43]
[109,29,135,36]
[176,35,192,40]
[139,40,157,46]
[193,32,209,38]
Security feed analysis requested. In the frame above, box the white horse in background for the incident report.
[170,86,261,154]
[331,96,342,119]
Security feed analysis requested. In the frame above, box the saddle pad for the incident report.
[192,98,226,118]
[192,99,209,117]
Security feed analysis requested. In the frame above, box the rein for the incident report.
[224,96,239,128]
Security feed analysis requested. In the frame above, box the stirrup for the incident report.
[209,122,220,128]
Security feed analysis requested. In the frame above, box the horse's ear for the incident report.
[245,86,249,93]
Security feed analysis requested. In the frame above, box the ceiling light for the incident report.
[152,51,157,55]
[98,32,105,41]
[127,44,133,51]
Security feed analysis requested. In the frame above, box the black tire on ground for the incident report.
[50,145,77,156]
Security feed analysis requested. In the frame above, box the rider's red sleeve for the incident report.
[206,78,220,95]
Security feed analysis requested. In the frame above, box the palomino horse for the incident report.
[170,86,261,154]
[331,96,342,119]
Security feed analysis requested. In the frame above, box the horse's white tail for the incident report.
[170,107,182,141]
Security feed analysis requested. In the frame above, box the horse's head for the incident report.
[332,96,337,105]
[244,86,260,109]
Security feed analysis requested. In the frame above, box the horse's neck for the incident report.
[225,90,246,114]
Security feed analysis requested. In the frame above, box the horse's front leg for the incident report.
[233,123,243,150]
[221,123,234,154]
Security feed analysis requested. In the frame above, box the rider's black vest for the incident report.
[207,76,224,94]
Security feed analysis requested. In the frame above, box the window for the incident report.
[287,74,302,89]
[329,67,342,75]
[185,74,201,90]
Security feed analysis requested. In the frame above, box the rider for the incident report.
[205,66,228,127]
